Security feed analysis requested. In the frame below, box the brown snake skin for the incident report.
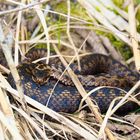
[0,48,140,115]
[24,49,137,88]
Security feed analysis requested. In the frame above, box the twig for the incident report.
[78,0,131,46]
[0,24,27,111]
[128,0,140,71]
[0,109,23,140]
[0,0,49,16]
[0,74,23,140]
[66,0,80,70]
[14,4,22,66]
[34,4,50,64]
[11,105,49,140]
[53,45,116,140]
[111,80,140,115]
[0,64,10,74]
[0,84,97,140]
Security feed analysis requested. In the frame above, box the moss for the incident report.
[94,6,101,12]
[135,0,140,4]
[31,1,133,60]
[96,31,132,60]
[112,0,125,8]
[137,24,140,33]
[52,1,92,22]
[113,42,132,60]
[35,44,55,52]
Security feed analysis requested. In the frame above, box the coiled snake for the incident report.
[1,48,140,115]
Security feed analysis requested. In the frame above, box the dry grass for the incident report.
[0,0,140,140]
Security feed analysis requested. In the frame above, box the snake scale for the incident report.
[1,48,140,115]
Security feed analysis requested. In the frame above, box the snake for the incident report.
[1,48,140,115]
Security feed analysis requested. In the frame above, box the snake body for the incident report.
[3,49,140,115]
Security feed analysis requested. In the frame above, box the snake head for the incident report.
[26,62,52,85]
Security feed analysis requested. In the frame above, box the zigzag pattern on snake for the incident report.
[1,48,140,115]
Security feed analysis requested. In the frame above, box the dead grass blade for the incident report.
[128,0,140,71]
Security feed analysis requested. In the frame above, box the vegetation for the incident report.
[0,0,140,140]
